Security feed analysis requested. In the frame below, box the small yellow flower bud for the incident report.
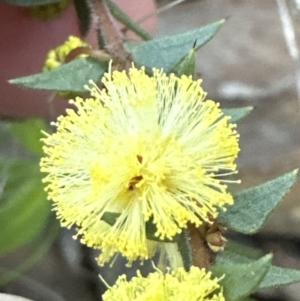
[43,35,91,98]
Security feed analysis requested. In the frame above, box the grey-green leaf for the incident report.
[9,119,48,156]
[216,250,257,265]
[0,160,51,257]
[130,20,224,72]
[210,255,272,301]
[9,57,108,92]
[223,107,253,123]
[106,0,152,41]
[170,47,196,77]
[2,0,60,6]
[219,170,298,234]
[226,240,263,259]
[259,265,300,289]
[217,251,300,289]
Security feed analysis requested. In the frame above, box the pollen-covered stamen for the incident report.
[102,266,225,301]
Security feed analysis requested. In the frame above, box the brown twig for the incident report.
[188,224,214,269]
[187,219,227,269]
[87,0,132,69]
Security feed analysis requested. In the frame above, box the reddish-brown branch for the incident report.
[188,224,214,269]
[87,0,132,69]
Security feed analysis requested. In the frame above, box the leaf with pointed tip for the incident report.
[217,251,300,290]
[10,57,108,92]
[170,48,196,77]
[259,265,300,289]
[130,20,224,72]
[106,0,152,41]
[210,255,272,301]
[223,107,253,123]
[219,170,298,234]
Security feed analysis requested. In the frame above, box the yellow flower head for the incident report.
[102,266,225,301]
[40,66,239,265]
[43,35,90,72]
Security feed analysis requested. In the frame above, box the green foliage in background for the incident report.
[2,0,61,5]
[2,0,300,299]
[0,118,57,286]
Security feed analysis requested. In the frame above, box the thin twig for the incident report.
[188,224,213,269]
[106,0,152,41]
[87,0,132,69]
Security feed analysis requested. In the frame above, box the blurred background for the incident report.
[1,0,300,300]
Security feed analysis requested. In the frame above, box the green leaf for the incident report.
[219,170,298,234]
[177,229,192,271]
[170,47,196,77]
[0,221,59,286]
[2,0,60,6]
[9,119,47,156]
[101,211,120,227]
[130,20,224,72]
[73,0,91,36]
[217,251,300,289]
[223,107,253,123]
[101,212,180,242]
[106,0,152,41]
[0,160,51,257]
[210,255,272,301]
[9,57,108,92]
[216,250,261,266]
[226,240,263,259]
[259,265,300,289]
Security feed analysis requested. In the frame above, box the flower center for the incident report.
[128,155,144,190]
[128,175,143,190]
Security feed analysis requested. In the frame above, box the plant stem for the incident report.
[87,0,132,69]
[188,224,214,269]
[106,0,152,41]
[177,229,192,271]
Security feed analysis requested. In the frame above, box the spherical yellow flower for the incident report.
[102,266,225,301]
[43,35,91,98]
[43,35,90,72]
[40,66,239,265]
